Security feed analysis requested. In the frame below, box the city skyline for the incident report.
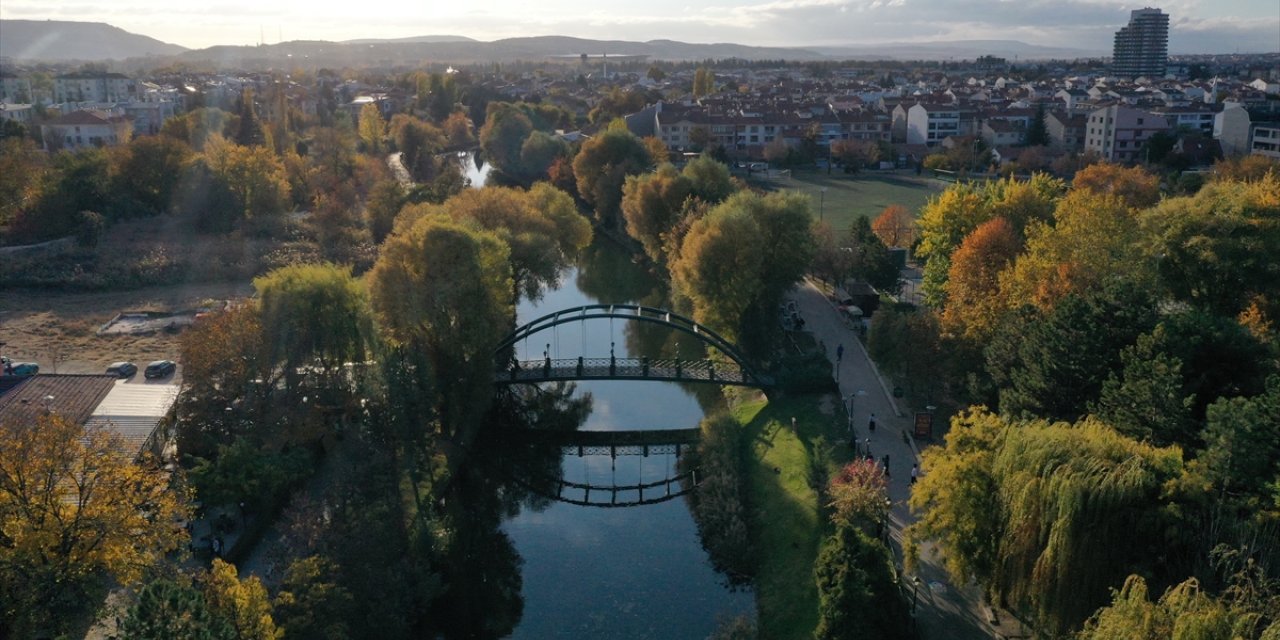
[2,0,1277,55]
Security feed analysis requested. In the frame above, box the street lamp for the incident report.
[912,576,922,614]
[819,187,828,222]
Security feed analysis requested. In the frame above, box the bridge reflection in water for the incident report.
[499,357,760,386]
[503,428,702,508]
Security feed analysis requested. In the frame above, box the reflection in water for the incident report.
[472,238,753,638]
[459,151,492,188]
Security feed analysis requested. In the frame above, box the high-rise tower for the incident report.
[1113,8,1169,78]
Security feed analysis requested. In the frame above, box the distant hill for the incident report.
[169,35,827,67]
[0,20,187,61]
[813,40,1102,61]
[342,35,477,45]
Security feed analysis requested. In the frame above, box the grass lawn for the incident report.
[747,169,946,232]
[733,391,856,640]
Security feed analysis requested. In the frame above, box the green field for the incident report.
[748,169,945,231]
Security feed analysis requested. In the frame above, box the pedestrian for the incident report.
[836,343,844,362]
[910,464,918,484]
[212,536,222,558]
[868,413,877,433]
[882,454,891,478]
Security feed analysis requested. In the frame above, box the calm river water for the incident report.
[487,235,755,637]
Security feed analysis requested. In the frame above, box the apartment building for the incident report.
[40,109,133,152]
[53,71,138,103]
[1084,104,1170,163]
[1112,8,1169,79]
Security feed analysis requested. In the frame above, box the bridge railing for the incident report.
[500,357,751,384]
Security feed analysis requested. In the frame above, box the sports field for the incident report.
[747,169,947,231]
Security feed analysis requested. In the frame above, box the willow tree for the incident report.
[572,122,652,229]
[907,408,1185,635]
[367,215,512,435]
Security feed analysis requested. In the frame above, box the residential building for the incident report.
[1215,104,1253,155]
[1148,103,1220,136]
[981,119,1024,147]
[0,103,33,125]
[906,103,960,146]
[40,109,132,152]
[53,71,138,103]
[1113,8,1169,79]
[1251,122,1280,159]
[1084,104,1170,163]
[1046,110,1087,151]
[0,71,31,103]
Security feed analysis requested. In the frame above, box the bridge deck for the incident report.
[504,427,700,457]
[496,357,765,387]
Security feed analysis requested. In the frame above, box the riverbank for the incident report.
[734,390,855,639]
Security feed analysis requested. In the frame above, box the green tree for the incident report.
[479,102,534,176]
[200,135,291,226]
[357,103,386,154]
[368,215,512,434]
[1189,375,1280,507]
[572,124,652,229]
[516,130,569,183]
[118,578,235,640]
[693,67,714,97]
[187,438,314,511]
[111,134,193,215]
[389,114,447,182]
[1080,573,1279,640]
[1025,102,1050,146]
[233,88,265,147]
[365,179,406,244]
[254,263,372,385]
[11,147,112,242]
[814,525,909,640]
[1091,327,1195,447]
[988,283,1157,421]
[906,408,1185,635]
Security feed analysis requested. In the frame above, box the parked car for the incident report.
[106,361,138,378]
[144,360,176,379]
[11,362,39,376]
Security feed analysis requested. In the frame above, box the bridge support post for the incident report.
[576,356,584,376]
[642,356,650,377]
[675,360,683,378]
[709,362,716,380]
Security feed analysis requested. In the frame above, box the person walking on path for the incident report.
[836,343,844,362]
[868,413,877,433]
[882,454,891,478]
[911,464,918,485]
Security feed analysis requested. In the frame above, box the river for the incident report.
[478,237,755,637]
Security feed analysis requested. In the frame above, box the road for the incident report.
[789,279,1028,639]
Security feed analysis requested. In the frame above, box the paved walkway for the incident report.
[789,279,1026,639]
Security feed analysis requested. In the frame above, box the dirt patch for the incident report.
[1,281,253,375]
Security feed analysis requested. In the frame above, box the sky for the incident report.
[2,0,1277,54]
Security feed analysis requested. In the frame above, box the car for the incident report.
[11,362,39,376]
[144,360,176,379]
[106,361,138,378]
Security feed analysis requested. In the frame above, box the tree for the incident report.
[399,184,590,304]
[1025,102,1050,146]
[204,559,281,640]
[906,408,1185,635]
[111,134,193,215]
[1210,155,1280,183]
[1143,173,1280,317]
[442,111,475,149]
[1189,375,1280,508]
[254,263,372,386]
[478,102,534,175]
[365,178,406,244]
[1070,162,1160,209]
[516,130,569,183]
[233,89,265,147]
[846,216,901,293]
[10,147,112,242]
[357,103,386,154]
[389,114,447,182]
[988,283,1157,421]
[572,124,652,229]
[941,217,1021,342]
[871,204,916,249]
[200,136,291,226]
[368,215,512,434]
[118,578,235,640]
[831,139,879,172]
[1080,574,1279,640]
[0,414,189,635]
[273,556,355,640]
[814,525,909,640]
[1090,327,1195,447]
[826,459,889,532]
[693,67,714,97]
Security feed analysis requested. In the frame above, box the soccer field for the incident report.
[747,169,946,231]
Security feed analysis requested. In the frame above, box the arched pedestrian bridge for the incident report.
[494,304,772,388]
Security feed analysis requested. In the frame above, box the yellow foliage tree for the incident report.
[205,559,282,640]
[0,414,189,633]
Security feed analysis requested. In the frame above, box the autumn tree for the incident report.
[1070,162,1160,209]
[478,102,534,176]
[442,111,475,149]
[161,107,233,151]
[368,215,512,434]
[390,114,448,182]
[10,146,112,242]
[515,130,570,183]
[826,459,890,533]
[357,103,386,154]
[0,414,189,636]
[204,559,281,640]
[365,178,406,244]
[940,216,1021,342]
[254,263,373,389]
[197,135,291,228]
[1209,154,1279,183]
[273,556,356,639]
[176,304,273,458]
[233,88,265,147]
[906,408,1185,635]
[1080,572,1280,640]
[621,157,736,265]
[871,204,915,249]
[397,184,590,303]
[693,67,714,97]
[572,123,653,229]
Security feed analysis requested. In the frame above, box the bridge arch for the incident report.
[494,304,766,387]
